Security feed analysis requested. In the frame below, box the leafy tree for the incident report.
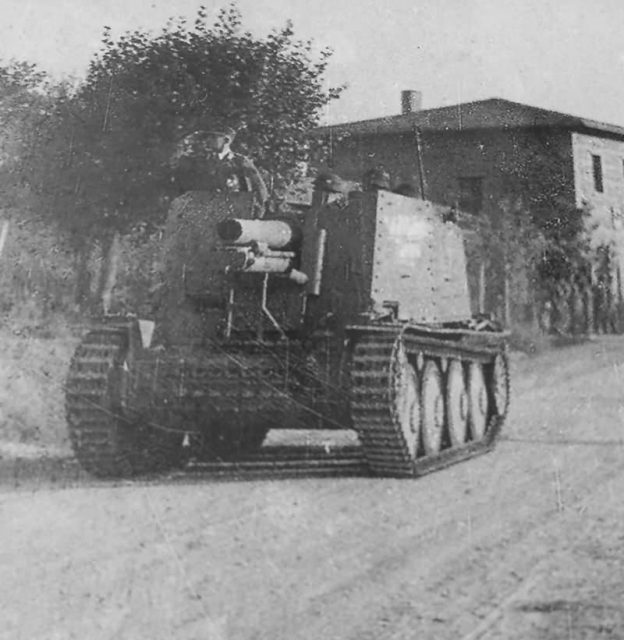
[9,5,341,310]
[464,196,546,328]
[497,130,592,285]
[0,62,51,203]
[455,130,594,336]
[23,4,342,309]
[0,63,83,321]
[58,4,340,227]
[482,132,595,333]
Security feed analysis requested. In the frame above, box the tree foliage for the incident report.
[498,130,592,285]
[0,62,52,202]
[38,4,342,239]
[0,5,344,315]
[458,132,594,330]
[0,4,343,312]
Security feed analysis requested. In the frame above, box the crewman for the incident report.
[172,122,269,217]
[313,171,351,196]
[311,170,352,207]
[362,167,391,192]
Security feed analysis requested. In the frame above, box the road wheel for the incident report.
[467,362,489,441]
[446,359,468,447]
[391,341,420,460]
[421,359,444,456]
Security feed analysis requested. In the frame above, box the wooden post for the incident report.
[503,264,511,328]
[478,260,486,314]
[0,221,9,258]
[99,230,121,315]
[414,127,427,200]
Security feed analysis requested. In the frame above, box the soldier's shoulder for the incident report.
[232,152,257,169]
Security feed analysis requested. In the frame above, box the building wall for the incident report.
[328,127,576,324]
[572,132,624,323]
[422,128,575,216]
[329,127,575,216]
[329,131,422,192]
[572,132,624,210]
[572,132,624,246]
[324,123,624,332]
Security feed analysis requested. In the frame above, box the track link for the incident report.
[66,319,508,480]
[350,327,508,477]
[185,445,366,479]
[65,323,184,478]
[65,324,132,477]
[132,347,298,460]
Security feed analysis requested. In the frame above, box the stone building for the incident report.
[316,92,624,332]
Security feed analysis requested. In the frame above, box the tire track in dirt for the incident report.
[2,339,624,640]
[246,346,624,640]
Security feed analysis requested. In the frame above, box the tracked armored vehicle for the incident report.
[66,189,509,478]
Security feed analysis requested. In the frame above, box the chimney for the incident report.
[401,90,422,115]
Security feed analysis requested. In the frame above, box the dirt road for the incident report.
[2,338,624,640]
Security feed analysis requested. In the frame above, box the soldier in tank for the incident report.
[311,170,352,207]
[172,122,269,218]
[362,167,391,192]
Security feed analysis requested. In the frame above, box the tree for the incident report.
[58,4,340,228]
[0,62,51,203]
[0,64,77,321]
[25,4,342,310]
[482,131,594,333]
[464,196,546,328]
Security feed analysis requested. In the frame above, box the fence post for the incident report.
[0,221,9,258]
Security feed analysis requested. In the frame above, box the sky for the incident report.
[2,0,624,126]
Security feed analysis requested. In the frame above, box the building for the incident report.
[316,93,624,332]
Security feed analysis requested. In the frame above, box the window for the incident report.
[458,177,484,215]
[592,154,603,193]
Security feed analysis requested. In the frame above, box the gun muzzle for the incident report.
[217,218,301,250]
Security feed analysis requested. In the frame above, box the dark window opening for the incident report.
[458,177,484,215]
[592,154,604,193]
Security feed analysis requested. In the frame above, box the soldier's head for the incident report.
[362,168,391,192]
[203,124,237,153]
[314,171,349,195]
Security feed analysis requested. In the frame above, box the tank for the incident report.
[65,189,510,478]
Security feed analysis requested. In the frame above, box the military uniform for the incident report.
[172,130,269,217]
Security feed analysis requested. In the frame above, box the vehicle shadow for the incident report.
[0,445,370,492]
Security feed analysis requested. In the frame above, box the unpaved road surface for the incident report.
[2,338,624,639]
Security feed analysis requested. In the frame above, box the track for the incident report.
[65,321,189,478]
[6,335,624,640]
[63,321,360,482]
[64,322,133,477]
[65,319,508,480]
[350,327,508,477]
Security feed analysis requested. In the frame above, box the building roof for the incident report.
[315,98,624,139]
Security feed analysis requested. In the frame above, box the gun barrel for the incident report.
[217,219,300,250]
